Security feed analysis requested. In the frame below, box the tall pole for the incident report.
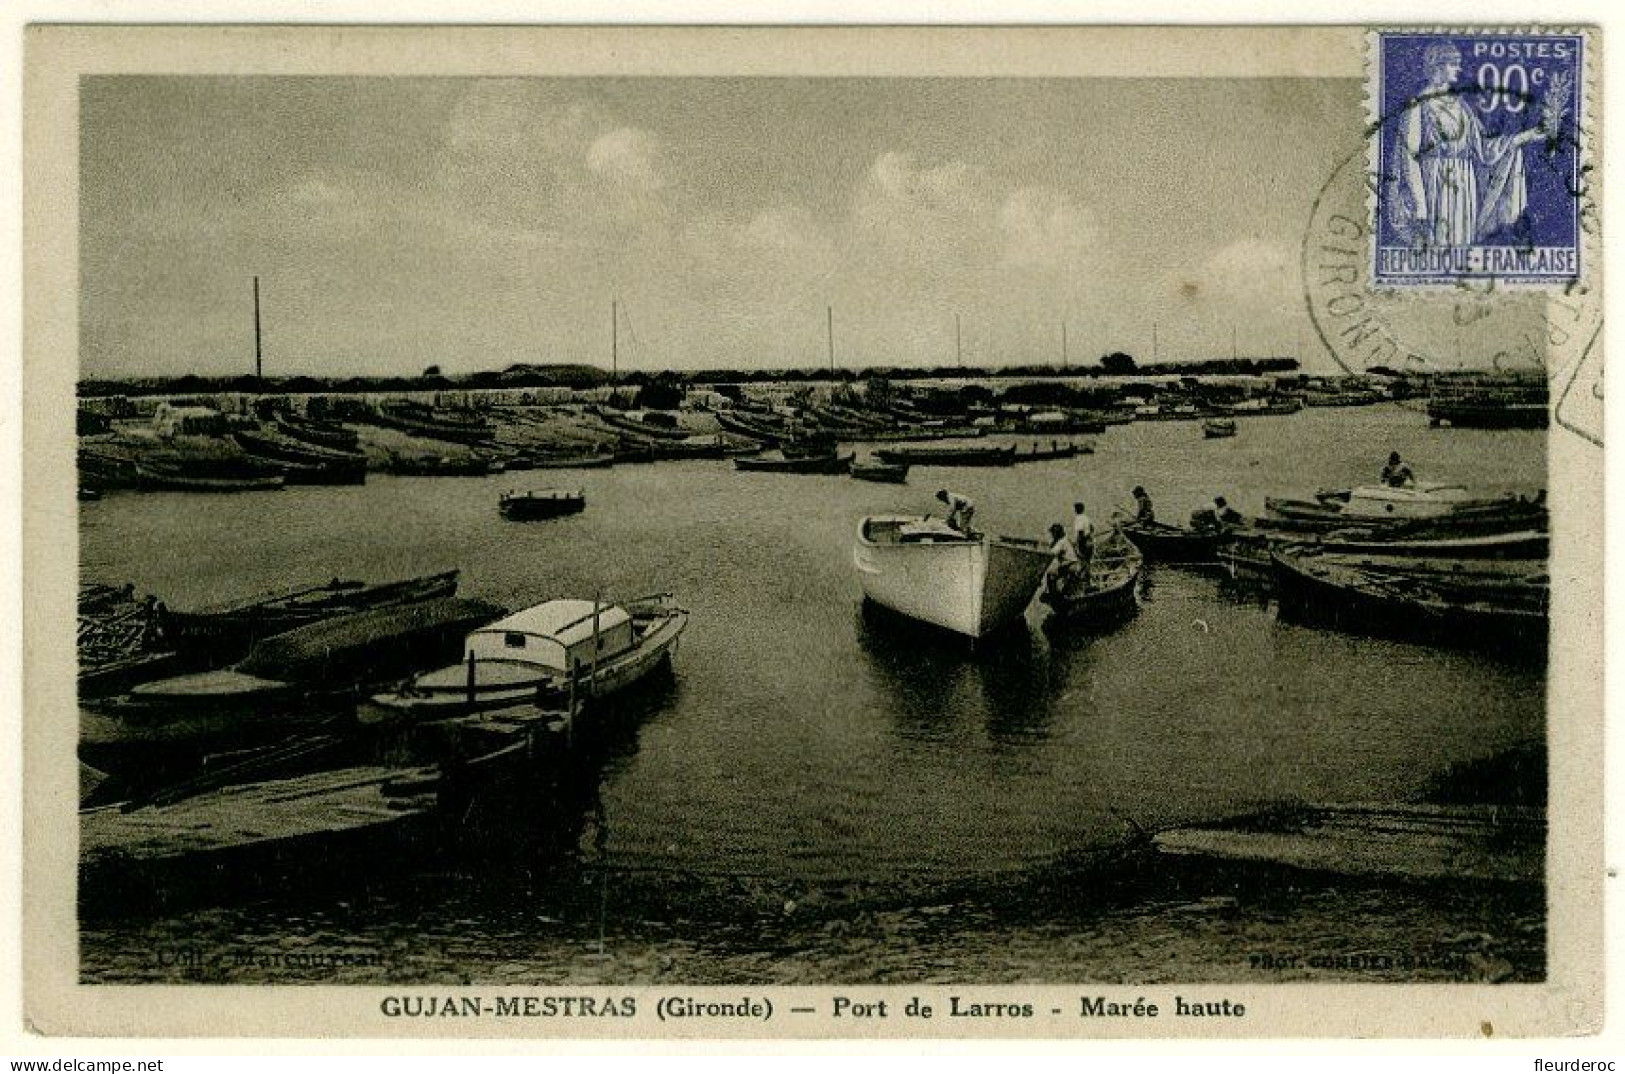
[252,276,262,380]
[1232,325,1238,361]
[1061,322,1068,367]
[611,299,618,382]
[1152,323,1159,364]
[955,313,963,369]
[827,306,835,376]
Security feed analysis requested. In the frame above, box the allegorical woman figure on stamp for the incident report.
[1389,40,1572,248]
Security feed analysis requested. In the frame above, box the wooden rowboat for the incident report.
[850,460,909,484]
[162,569,461,660]
[1120,519,1230,563]
[1040,526,1144,630]
[734,451,854,475]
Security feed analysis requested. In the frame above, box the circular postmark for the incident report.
[1303,77,1600,389]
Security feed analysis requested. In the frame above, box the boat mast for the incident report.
[1152,323,1159,364]
[611,299,618,382]
[252,276,263,380]
[1061,321,1068,367]
[827,306,835,376]
[956,313,963,369]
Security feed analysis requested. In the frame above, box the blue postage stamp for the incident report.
[1371,30,1586,288]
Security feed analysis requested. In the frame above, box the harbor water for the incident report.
[78,405,1548,983]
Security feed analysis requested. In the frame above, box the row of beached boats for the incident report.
[79,567,691,802]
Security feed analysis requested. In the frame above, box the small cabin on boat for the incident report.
[463,600,633,673]
[153,403,229,438]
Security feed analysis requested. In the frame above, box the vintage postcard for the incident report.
[19,23,1604,1040]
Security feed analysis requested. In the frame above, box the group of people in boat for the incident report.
[935,447,1420,602]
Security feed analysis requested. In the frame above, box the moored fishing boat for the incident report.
[380,452,495,477]
[1202,418,1238,439]
[499,488,587,520]
[1010,441,1089,463]
[873,444,1017,467]
[853,516,1050,639]
[1119,518,1231,563]
[524,452,616,470]
[372,401,495,445]
[850,459,909,484]
[80,598,505,775]
[234,428,368,484]
[734,451,854,475]
[1266,483,1516,523]
[1269,547,1547,654]
[364,594,688,723]
[1040,526,1144,630]
[162,569,461,659]
[134,456,286,493]
[273,413,360,451]
[1309,528,1548,560]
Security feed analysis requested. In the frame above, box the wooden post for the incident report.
[827,306,835,376]
[567,660,578,750]
[589,595,603,698]
[252,276,263,380]
[465,649,476,711]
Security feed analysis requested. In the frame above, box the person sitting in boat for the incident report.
[1131,486,1155,524]
[1381,451,1415,488]
[1072,501,1095,582]
[936,489,976,535]
[1191,495,1242,532]
[1045,523,1083,597]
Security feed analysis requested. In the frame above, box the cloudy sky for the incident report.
[80,76,1359,378]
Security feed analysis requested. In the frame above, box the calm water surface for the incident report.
[78,405,1547,982]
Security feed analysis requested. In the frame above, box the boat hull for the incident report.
[734,452,854,474]
[1121,520,1227,563]
[853,517,1048,638]
[499,492,586,520]
[1269,550,1547,654]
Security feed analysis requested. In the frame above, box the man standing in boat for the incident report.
[936,489,976,535]
[1045,523,1082,597]
[1072,501,1096,586]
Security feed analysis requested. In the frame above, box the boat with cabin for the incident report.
[853,516,1050,639]
[364,595,689,722]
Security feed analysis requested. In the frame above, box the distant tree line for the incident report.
[78,354,1301,399]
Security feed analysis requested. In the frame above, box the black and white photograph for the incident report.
[17,22,1605,1040]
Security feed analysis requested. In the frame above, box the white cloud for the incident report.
[997,185,1098,272]
[1186,237,1299,314]
[587,128,666,192]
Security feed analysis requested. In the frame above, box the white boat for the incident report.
[363,595,687,723]
[1337,483,1499,519]
[853,515,1050,638]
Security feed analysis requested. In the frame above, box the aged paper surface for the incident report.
[19,21,1605,1040]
